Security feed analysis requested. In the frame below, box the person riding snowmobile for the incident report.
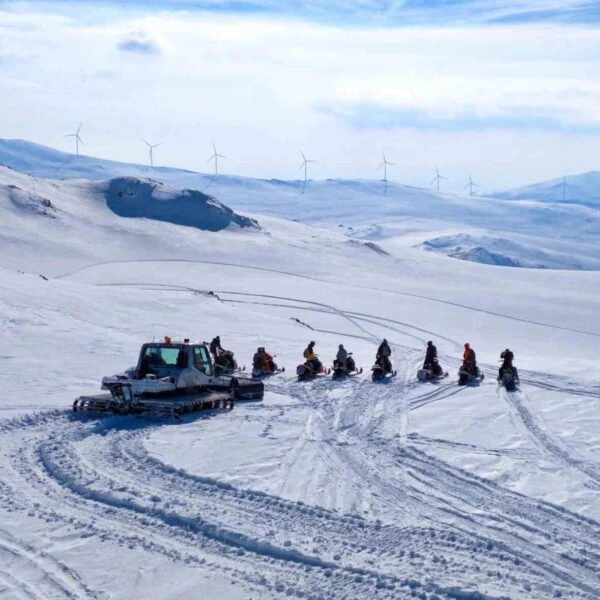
[376,339,392,374]
[253,347,275,373]
[334,344,356,372]
[462,343,477,376]
[423,341,443,377]
[303,341,322,373]
[210,336,222,357]
[210,336,235,372]
[498,348,517,380]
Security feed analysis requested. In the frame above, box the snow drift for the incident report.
[421,232,600,270]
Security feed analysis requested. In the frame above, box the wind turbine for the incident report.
[142,140,162,168]
[465,174,479,196]
[431,165,447,193]
[299,150,316,194]
[378,152,394,194]
[208,142,226,176]
[64,123,84,156]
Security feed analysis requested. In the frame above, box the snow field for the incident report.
[0,151,599,598]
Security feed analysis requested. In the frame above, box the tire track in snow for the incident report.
[500,387,600,487]
[285,372,600,599]
[0,529,99,600]
[59,258,600,338]
[4,410,525,600]
[101,416,600,600]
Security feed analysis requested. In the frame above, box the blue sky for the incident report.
[2,0,600,191]
[11,0,600,25]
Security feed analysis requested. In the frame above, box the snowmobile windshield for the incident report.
[141,345,186,368]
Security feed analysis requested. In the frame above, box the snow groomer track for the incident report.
[1,391,598,600]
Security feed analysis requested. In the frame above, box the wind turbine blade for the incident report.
[76,123,82,135]
[430,177,437,185]
[377,162,384,170]
[300,150,306,161]
[78,137,85,145]
[142,139,151,148]
[64,133,75,138]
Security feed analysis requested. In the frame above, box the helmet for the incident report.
[505,348,510,352]
[383,338,387,343]
[464,343,470,348]
[309,341,315,346]
[427,340,432,346]
[257,347,261,352]
[339,344,344,349]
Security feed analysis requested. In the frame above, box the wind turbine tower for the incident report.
[378,152,394,194]
[65,123,84,156]
[431,165,447,193]
[142,140,162,168]
[465,174,479,196]
[299,150,317,194]
[208,142,226,176]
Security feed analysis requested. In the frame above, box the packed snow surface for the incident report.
[0,143,599,599]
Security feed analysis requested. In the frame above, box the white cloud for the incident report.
[1,4,600,190]
[117,30,163,54]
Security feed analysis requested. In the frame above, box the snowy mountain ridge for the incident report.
[2,138,600,271]
[493,170,600,206]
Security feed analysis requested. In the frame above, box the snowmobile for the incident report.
[213,350,244,376]
[498,365,519,392]
[331,354,362,379]
[417,359,448,382]
[457,363,485,386]
[73,338,264,418]
[371,356,396,381]
[252,355,285,378]
[296,358,329,381]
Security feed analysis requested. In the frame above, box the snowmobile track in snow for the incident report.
[2,409,599,599]
[61,258,600,339]
[500,387,600,487]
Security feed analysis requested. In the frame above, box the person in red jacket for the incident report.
[462,343,477,376]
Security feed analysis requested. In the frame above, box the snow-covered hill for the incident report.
[1,139,600,598]
[493,170,600,207]
[3,139,600,271]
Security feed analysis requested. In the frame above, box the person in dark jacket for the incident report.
[210,336,223,358]
[423,341,437,368]
[423,341,443,376]
[210,336,235,372]
[498,348,517,380]
[376,339,392,373]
